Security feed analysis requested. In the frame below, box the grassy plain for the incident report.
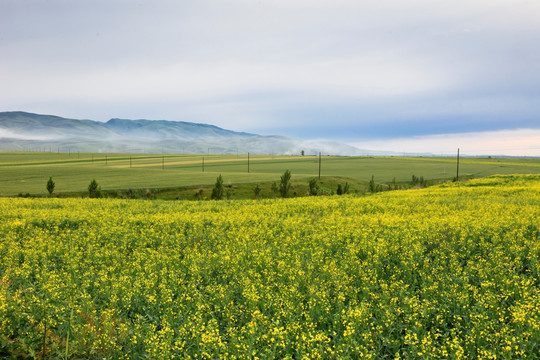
[0,152,539,197]
[1,174,538,358]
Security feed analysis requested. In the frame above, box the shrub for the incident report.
[308,178,319,196]
[211,175,224,200]
[125,189,136,199]
[194,189,204,199]
[412,175,427,187]
[253,184,262,199]
[88,179,102,198]
[279,170,291,198]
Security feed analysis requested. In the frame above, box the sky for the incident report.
[1,0,539,155]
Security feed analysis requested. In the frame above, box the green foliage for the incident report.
[46,176,55,195]
[343,182,349,194]
[279,170,291,198]
[336,182,350,195]
[271,182,278,195]
[368,176,385,193]
[308,178,319,196]
[253,184,262,199]
[412,174,427,187]
[211,174,224,200]
[194,189,204,199]
[369,175,376,193]
[88,179,101,198]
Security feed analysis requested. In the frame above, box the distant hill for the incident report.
[0,111,117,139]
[0,111,254,140]
[0,111,363,155]
[104,118,256,140]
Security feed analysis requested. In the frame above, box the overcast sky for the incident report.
[1,0,539,155]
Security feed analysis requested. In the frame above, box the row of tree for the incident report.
[211,170,294,200]
[211,170,353,200]
[45,171,431,200]
[46,177,102,198]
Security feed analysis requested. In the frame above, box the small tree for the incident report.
[46,176,55,196]
[369,175,376,193]
[301,150,305,156]
[336,184,343,195]
[308,178,319,196]
[211,174,224,200]
[343,182,349,194]
[279,169,291,198]
[88,179,102,198]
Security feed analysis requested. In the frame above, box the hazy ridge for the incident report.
[0,111,363,155]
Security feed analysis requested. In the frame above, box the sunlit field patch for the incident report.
[1,174,539,358]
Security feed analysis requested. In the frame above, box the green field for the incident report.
[1,152,539,198]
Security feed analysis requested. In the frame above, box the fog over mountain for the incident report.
[0,111,364,155]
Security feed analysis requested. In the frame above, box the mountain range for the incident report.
[0,111,363,155]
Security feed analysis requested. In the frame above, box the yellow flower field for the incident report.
[1,174,539,359]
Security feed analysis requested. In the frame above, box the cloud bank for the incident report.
[1,0,539,154]
[352,129,540,157]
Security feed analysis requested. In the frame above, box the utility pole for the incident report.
[130,156,132,168]
[202,157,205,172]
[248,152,250,173]
[162,155,164,170]
[318,152,321,179]
[456,148,460,181]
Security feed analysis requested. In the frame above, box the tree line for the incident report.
[41,172,435,200]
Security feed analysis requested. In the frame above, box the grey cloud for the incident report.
[1,0,539,148]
